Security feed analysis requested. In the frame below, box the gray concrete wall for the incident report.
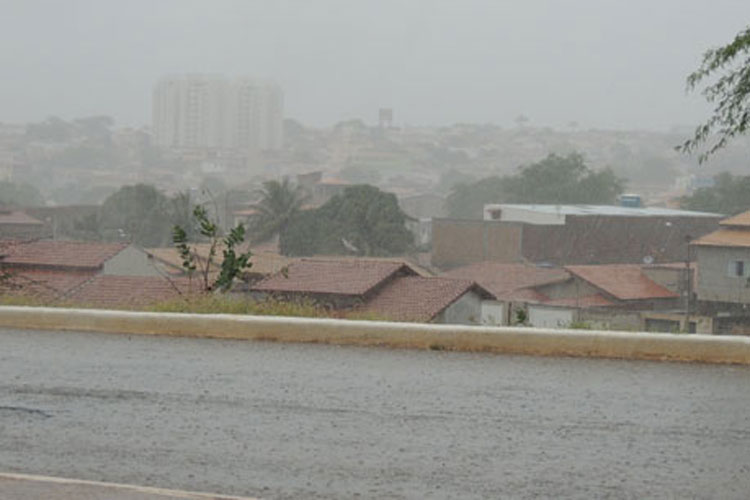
[103,246,166,277]
[696,246,750,304]
[436,291,483,325]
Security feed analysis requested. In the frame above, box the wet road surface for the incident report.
[1,328,750,499]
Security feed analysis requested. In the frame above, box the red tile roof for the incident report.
[0,211,44,225]
[442,262,569,298]
[692,229,750,248]
[542,293,615,308]
[251,258,417,296]
[719,210,750,227]
[1,240,128,270]
[361,277,493,322]
[565,264,678,300]
[0,270,96,301]
[65,275,192,308]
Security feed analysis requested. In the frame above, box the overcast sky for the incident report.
[1,0,749,130]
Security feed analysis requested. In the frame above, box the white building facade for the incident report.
[153,74,283,153]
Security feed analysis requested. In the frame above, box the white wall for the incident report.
[481,300,506,326]
[528,305,575,328]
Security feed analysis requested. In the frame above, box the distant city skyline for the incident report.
[1,1,749,131]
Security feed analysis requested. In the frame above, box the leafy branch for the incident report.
[678,26,750,163]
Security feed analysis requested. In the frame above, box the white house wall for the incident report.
[528,305,575,328]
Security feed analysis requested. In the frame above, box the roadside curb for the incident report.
[0,306,749,364]
[0,472,258,499]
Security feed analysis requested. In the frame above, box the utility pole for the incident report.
[685,234,692,332]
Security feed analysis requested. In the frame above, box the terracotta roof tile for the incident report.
[542,293,615,308]
[692,229,750,248]
[361,277,492,322]
[65,275,192,308]
[251,258,417,296]
[442,262,568,297]
[565,264,678,300]
[0,270,96,301]
[1,240,128,270]
[0,211,44,225]
[719,210,750,227]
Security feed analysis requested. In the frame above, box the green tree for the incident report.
[280,185,413,257]
[172,205,252,292]
[679,25,750,162]
[0,181,44,208]
[99,184,172,247]
[248,178,308,243]
[445,176,505,219]
[445,153,624,219]
[680,172,750,215]
[502,153,623,204]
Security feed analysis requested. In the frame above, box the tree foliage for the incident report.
[280,185,413,257]
[445,153,624,219]
[680,172,750,216]
[679,26,750,163]
[99,184,172,246]
[0,181,45,208]
[172,205,252,292]
[248,178,308,243]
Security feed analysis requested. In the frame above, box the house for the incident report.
[360,276,494,323]
[442,262,569,325]
[0,240,161,276]
[523,264,683,330]
[250,258,496,324]
[0,240,171,305]
[691,210,750,334]
[0,210,51,240]
[444,260,689,330]
[432,204,723,269]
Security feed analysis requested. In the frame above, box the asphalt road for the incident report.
[1,328,750,500]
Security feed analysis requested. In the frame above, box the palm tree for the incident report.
[249,178,308,243]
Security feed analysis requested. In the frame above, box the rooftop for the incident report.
[719,210,750,227]
[65,275,191,308]
[442,262,568,299]
[0,211,44,225]
[361,277,492,322]
[692,229,750,248]
[486,204,723,218]
[251,258,417,296]
[0,240,128,270]
[566,264,678,301]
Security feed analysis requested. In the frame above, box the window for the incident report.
[727,260,745,277]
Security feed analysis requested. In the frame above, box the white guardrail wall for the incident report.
[0,306,749,365]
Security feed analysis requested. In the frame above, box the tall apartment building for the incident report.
[152,74,283,153]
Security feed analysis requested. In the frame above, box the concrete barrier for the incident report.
[1,305,749,364]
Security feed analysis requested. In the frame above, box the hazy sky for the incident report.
[1,0,749,130]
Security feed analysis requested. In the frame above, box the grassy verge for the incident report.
[0,293,392,322]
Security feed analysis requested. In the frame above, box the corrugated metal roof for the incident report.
[487,204,722,218]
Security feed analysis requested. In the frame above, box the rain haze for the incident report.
[1,0,749,129]
[4,2,750,498]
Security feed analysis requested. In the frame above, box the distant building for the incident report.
[431,204,723,269]
[153,74,283,154]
